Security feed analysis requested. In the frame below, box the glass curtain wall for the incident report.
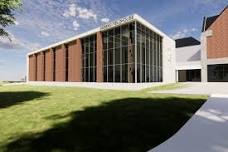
[82,35,97,82]
[136,22,163,82]
[102,22,135,83]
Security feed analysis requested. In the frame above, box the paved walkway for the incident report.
[149,94,228,152]
[150,82,228,95]
[23,81,164,91]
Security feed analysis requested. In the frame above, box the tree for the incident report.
[0,0,21,39]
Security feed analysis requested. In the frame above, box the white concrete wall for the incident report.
[176,45,201,62]
[176,45,201,70]
[201,30,212,82]
[163,36,176,83]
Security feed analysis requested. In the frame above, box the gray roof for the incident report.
[202,5,228,32]
[175,37,200,48]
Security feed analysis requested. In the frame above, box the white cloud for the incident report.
[41,31,50,37]
[0,34,25,49]
[63,4,76,17]
[171,28,198,39]
[23,42,41,51]
[12,0,114,44]
[101,17,110,23]
[63,3,97,20]
[0,33,41,51]
[72,20,80,31]
[191,28,197,32]
[77,7,97,20]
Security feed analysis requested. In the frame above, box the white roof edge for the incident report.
[28,13,174,56]
[27,27,100,56]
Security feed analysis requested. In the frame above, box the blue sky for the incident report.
[0,0,227,80]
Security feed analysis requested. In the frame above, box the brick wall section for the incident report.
[207,8,228,59]
[68,39,82,81]
[55,45,65,81]
[45,49,54,81]
[62,44,67,81]
[96,32,103,82]
[36,52,45,81]
[29,55,36,81]
[28,34,97,82]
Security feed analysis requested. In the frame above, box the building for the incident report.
[28,6,227,84]
[201,5,228,82]
[175,5,228,82]
[176,37,201,82]
[27,14,175,83]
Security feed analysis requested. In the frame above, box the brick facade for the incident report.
[55,45,65,81]
[68,40,82,82]
[96,32,103,82]
[28,54,36,81]
[28,38,83,82]
[36,52,45,81]
[207,8,228,59]
[44,49,54,81]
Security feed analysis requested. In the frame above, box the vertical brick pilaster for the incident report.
[62,44,67,81]
[29,54,37,81]
[43,51,46,81]
[68,40,82,82]
[55,45,65,81]
[51,48,56,81]
[50,49,54,81]
[44,49,54,81]
[34,54,37,81]
[96,32,103,82]
[41,52,45,81]
[37,52,45,81]
[76,39,82,81]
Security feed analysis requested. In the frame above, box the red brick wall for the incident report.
[28,35,96,82]
[96,32,103,82]
[55,45,65,81]
[29,55,36,81]
[207,8,228,59]
[45,49,53,81]
[68,39,82,82]
[36,52,45,81]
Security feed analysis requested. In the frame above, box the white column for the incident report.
[201,30,212,82]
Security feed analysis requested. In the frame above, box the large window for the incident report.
[102,22,163,83]
[102,22,135,83]
[178,70,201,82]
[208,64,228,82]
[82,35,97,82]
[136,22,163,82]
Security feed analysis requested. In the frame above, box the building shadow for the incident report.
[0,91,49,109]
[5,97,205,152]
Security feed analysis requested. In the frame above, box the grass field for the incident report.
[0,84,207,152]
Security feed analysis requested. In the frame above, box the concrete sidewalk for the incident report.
[149,94,228,152]
[23,81,164,91]
[150,82,228,95]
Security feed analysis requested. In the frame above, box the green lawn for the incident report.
[0,85,207,152]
